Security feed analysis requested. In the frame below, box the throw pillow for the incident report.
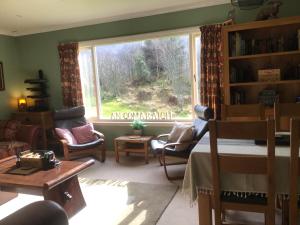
[71,123,96,144]
[168,122,191,143]
[175,126,194,151]
[55,128,78,145]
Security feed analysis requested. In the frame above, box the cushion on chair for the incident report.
[54,106,87,130]
[193,105,213,141]
[175,126,194,151]
[71,123,96,144]
[150,139,192,158]
[168,122,192,143]
[68,138,104,150]
[55,128,77,145]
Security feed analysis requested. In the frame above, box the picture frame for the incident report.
[0,62,5,91]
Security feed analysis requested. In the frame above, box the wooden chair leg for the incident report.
[101,147,106,162]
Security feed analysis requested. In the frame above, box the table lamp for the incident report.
[18,98,27,112]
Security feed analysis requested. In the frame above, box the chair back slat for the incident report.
[219,155,267,174]
[215,120,267,140]
[275,103,300,132]
[209,119,275,225]
[289,118,300,225]
[221,104,265,121]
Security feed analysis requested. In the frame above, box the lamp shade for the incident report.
[18,98,27,111]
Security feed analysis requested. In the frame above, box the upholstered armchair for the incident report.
[151,105,213,180]
[53,106,105,162]
[0,120,41,159]
[0,200,68,225]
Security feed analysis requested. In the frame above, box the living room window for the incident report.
[79,28,200,121]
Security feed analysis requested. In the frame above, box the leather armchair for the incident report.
[151,105,213,180]
[0,200,68,225]
[54,106,106,162]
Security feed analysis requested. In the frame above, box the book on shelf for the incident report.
[231,90,246,105]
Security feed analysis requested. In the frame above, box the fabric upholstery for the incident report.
[0,200,68,225]
[0,120,21,141]
[200,24,223,119]
[175,126,194,151]
[68,138,104,150]
[168,122,192,143]
[55,128,77,145]
[54,106,87,130]
[58,42,83,107]
[0,141,30,158]
[71,123,96,144]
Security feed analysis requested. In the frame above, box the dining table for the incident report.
[182,135,292,225]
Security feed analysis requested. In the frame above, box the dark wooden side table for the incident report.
[114,136,153,164]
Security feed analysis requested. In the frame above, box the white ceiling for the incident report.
[0,0,228,36]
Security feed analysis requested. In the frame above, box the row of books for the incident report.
[229,32,299,57]
[231,90,246,105]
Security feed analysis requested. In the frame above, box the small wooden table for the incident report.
[0,156,94,217]
[114,136,153,164]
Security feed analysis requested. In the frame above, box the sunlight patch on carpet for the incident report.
[0,178,178,225]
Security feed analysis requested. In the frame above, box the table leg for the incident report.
[114,139,119,162]
[198,192,212,225]
[43,175,86,218]
[0,191,18,206]
[144,142,149,164]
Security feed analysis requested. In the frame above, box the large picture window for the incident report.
[79,29,200,121]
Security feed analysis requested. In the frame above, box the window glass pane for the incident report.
[94,34,192,120]
[78,48,97,118]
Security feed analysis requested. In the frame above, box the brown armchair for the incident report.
[53,106,105,162]
[0,121,41,159]
[151,105,213,180]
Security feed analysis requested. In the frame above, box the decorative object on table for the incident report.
[256,0,283,21]
[258,68,280,81]
[131,119,146,136]
[0,62,5,91]
[24,70,49,112]
[231,0,266,10]
[17,98,27,112]
[258,89,279,106]
[17,150,58,170]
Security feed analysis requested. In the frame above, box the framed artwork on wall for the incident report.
[0,62,4,91]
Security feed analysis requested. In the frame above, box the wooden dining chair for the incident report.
[289,118,300,225]
[221,104,265,121]
[209,119,275,225]
[274,103,300,132]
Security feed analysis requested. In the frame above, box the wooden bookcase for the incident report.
[222,16,300,119]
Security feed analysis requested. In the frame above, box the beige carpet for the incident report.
[0,178,178,225]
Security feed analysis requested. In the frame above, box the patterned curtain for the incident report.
[200,24,223,119]
[58,43,83,107]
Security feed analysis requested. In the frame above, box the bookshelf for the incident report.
[222,16,300,118]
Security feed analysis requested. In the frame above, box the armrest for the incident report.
[15,125,41,149]
[163,140,198,149]
[92,130,105,139]
[157,133,170,141]
[0,200,68,225]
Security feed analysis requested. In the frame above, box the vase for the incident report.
[133,129,142,136]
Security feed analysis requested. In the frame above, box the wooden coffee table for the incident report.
[0,156,94,217]
[114,136,153,164]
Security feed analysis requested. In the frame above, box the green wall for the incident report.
[15,1,300,110]
[0,35,24,118]
[2,0,299,150]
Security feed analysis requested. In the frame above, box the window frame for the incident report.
[79,27,201,123]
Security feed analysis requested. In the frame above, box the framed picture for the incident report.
[0,62,4,91]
